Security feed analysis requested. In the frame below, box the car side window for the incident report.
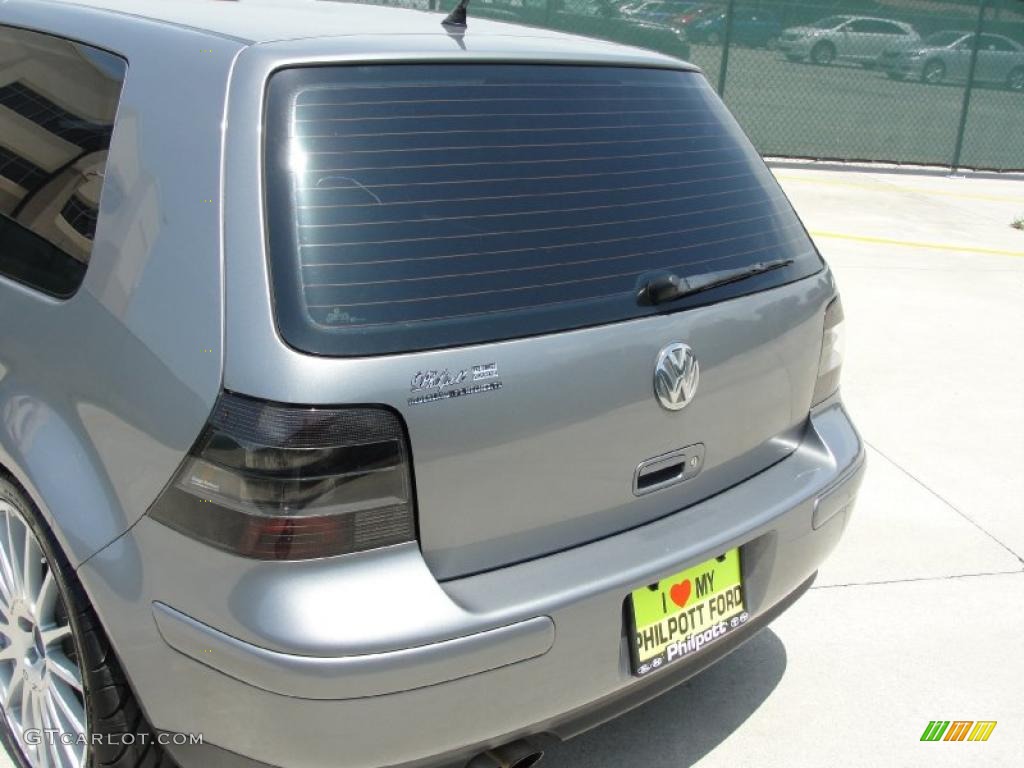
[981,35,1015,52]
[860,21,898,35]
[848,20,877,34]
[849,20,902,35]
[0,26,125,298]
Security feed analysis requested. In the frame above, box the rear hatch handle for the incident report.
[634,445,706,496]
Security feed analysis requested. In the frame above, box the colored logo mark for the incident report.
[920,721,997,742]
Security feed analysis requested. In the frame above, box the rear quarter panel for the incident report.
[0,1,240,565]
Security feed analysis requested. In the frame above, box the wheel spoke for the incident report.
[4,514,24,597]
[24,688,38,743]
[0,512,20,599]
[40,625,72,649]
[46,652,83,692]
[0,644,19,662]
[23,532,43,611]
[48,679,85,735]
[18,670,32,724]
[3,664,23,708]
[65,731,85,768]
[0,561,13,613]
[46,689,83,768]
[38,693,57,768]
[36,570,58,626]
[50,728,68,768]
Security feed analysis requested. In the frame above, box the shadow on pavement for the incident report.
[542,629,787,768]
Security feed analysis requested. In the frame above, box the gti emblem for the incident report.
[654,343,699,411]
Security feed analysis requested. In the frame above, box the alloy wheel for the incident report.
[923,60,945,84]
[0,501,87,768]
[811,42,835,65]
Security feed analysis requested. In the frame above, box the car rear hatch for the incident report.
[263,63,828,580]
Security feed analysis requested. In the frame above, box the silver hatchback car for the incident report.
[0,2,864,768]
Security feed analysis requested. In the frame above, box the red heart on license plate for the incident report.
[670,580,692,608]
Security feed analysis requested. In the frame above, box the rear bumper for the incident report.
[78,400,864,768]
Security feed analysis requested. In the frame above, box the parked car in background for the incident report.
[621,2,717,31]
[687,8,783,47]
[757,0,883,28]
[878,30,1024,90]
[779,14,919,66]
[672,3,719,31]
[621,0,700,26]
[480,0,691,60]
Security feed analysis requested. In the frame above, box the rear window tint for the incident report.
[264,65,821,356]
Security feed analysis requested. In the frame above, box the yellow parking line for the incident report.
[809,230,1024,258]
[775,174,1024,205]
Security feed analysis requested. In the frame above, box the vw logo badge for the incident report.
[654,343,699,411]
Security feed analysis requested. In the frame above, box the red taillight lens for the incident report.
[148,393,415,560]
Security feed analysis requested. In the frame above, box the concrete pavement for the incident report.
[2,166,1022,767]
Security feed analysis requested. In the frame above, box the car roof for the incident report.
[7,0,704,77]
[26,0,488,42]
[27,0,630,46]
[846,16,912,26]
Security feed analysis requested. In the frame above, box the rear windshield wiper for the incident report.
[636,258,795,307]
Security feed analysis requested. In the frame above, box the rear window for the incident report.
[264,65,821,356]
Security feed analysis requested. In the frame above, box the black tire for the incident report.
[922,59,946,85]
[810,41,836,66]
[1008,66,1024,92]
[0,476,176,768]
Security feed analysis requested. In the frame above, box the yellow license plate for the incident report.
[628,549,748,676]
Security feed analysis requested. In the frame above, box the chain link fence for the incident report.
[347,0,1023,170]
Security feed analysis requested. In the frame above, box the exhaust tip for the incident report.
[510,753,543,768]
[466,739,544,768]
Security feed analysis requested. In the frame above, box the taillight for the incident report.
[812,296,845,406]
[148,393,415,560]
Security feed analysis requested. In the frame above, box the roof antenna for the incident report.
[442,0,470,31]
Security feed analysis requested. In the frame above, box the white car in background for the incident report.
[878,31,1024,90]
[779,14,919,66]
